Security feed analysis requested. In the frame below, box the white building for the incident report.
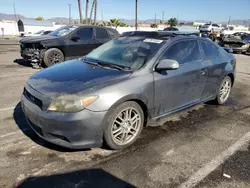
[0,19,64,37]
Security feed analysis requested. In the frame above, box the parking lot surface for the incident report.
[0,43,250,188]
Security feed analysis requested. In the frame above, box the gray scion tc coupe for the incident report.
[21,33,236,150]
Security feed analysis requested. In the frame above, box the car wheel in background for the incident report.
[44,48,64,67]
[104,101,144,150]
[215,76,232,105]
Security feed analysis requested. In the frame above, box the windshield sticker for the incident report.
[143,38,163,43]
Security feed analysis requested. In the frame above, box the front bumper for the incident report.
[231,48,247,53]
[20,48,44,63]
[21,87,107,149]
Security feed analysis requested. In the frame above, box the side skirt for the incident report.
[147,96,215,126]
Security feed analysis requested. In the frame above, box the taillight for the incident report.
[206,26,209,28]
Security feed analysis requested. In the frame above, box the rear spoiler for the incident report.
[223,47,233,53]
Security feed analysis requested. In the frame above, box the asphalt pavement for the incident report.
[0,45,250,188]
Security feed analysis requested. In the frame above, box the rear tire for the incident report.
[215,76,232,105]
[43,48,64,67]
[103,101,144,150]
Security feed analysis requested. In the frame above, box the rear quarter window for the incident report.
[107,28,120,39]
[199,40,218,59]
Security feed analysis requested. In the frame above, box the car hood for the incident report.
[27,59,132,97]
[223,35,247,44]
[20,35,60,43]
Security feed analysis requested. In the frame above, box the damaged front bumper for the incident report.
[20,43,45,63]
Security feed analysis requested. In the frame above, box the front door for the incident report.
[199,40,223,100]
[68,27,96,59]
[153,40,207,117]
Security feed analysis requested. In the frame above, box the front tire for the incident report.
[103,101,144,150]
[44,48,64,67]
[215,76,232,105]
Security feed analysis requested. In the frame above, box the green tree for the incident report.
[110,18,121,28]
[168,18,178,26]
[119,22,128,27]
[150,23,158,28]
[35,17,44,21]
[82,18,91,24]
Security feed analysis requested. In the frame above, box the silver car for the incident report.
[21,33,236,150]
[200,23,224,32]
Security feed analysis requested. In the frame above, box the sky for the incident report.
[0,0,250,22]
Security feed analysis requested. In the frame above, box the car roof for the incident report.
[121,31,199,40]
[69,25,115,29]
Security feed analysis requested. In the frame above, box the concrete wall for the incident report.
[0,20,65,36]
[0,20,19,36]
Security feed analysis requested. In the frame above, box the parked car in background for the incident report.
[222,32,250,53]
[163,27,179,31]
[23,30,53,37]
[22,32,236,150]
[20,25,120,67]
[200,23,224,33]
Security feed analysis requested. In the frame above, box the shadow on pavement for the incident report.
[13,102,90,152]
[14,59,33,68]
[16,168,135,188]
[197,143,250,187]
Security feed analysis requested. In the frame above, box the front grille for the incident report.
[23,88,43,109]
[230,44,244,48]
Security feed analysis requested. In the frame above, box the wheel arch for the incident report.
[227,73,235,86]
[102,94,150,127]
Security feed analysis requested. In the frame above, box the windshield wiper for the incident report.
[96,60,130,71]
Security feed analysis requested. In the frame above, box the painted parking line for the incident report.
[0,128,30,138]
[179,131,250,188]
[0,105,21,112]
[0,73,34,78]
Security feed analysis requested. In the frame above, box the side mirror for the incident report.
[223,47,233,53]
[156,59,179,71]
[71,36,80,41]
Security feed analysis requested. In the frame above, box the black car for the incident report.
[20,25,120,67]
[164,27,179,31]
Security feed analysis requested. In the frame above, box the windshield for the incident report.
[86,37,163,70]
[49,26,79,37]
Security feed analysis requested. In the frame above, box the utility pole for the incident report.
[85,0,89,24]
[102,9,103,22]
[228,16,231,27]
[13,0,17,22]
[68,4,71,25]
[154,13,156,24]
[135,0,138,30]
[162,11,164,24]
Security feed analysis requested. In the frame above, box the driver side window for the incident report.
[75,28,93,40]
[160,40,202,65]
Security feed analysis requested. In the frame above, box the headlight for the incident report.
[224,44,230,48]
[242,44,249,49]
[47,95,98,112]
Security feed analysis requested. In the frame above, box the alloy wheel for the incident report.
[111,107,142,146]
[219,78,231,103]
[48,52,61,64]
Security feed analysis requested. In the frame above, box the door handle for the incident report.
[200,69,206,76]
